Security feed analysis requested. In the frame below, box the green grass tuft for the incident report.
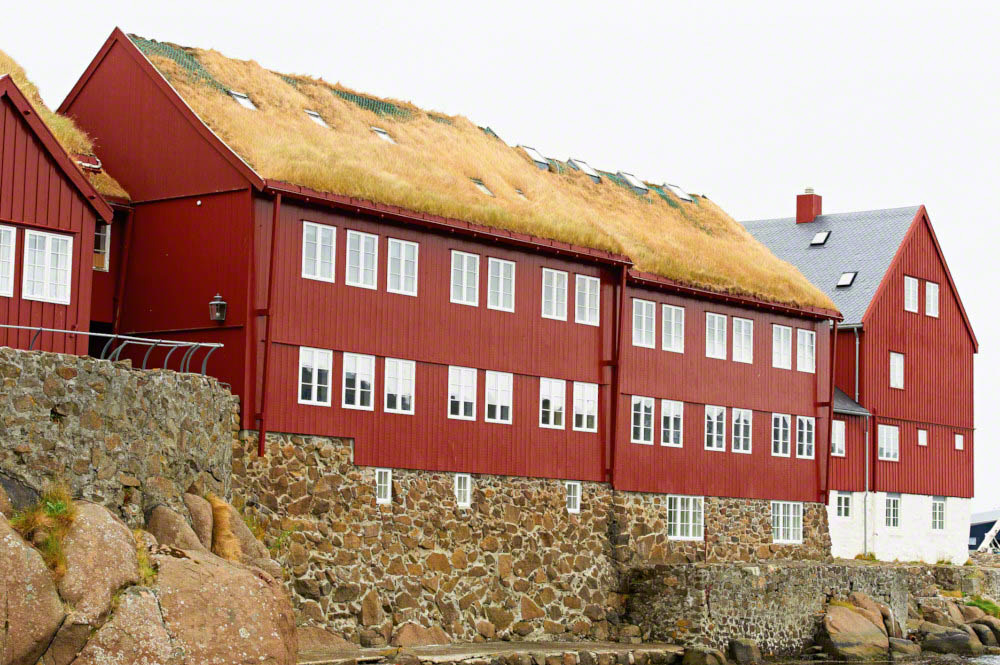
[967,596,1000,618]
[10,482,77,578]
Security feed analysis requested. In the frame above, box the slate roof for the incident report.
[741,206,920,324]
[833,387,870,417]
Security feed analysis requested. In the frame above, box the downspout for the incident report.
[863,413,870,555]
[853,328,860,402]
[111,207,135,334]
[607,264,627,486]
[824,319,838,504]
[257,193,281,457]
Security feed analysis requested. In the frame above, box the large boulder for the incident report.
[390,622,451,647]
[728,638,761,665]
[960,605,987,623]
[70,587,180,665]
[182,493,213,549]
[847,592,887,635]
[921,623,984,656]
[681,646,727,665]
[0,515,65,665]
[146,505,207,552]
[971,622,998,646]
[888,638,921,660]
[818,605,889,661]
[0,484,11,518]
[974,615,1000,642]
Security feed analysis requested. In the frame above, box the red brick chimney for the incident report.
[796,188,822,224]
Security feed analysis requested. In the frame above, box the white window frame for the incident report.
[575,274,600,326]
[955,433,965,450]
[918,429,928,447]
[301,221,336,283]
[835,492,851,518]
[704,405,726,452]
[345,230,378,290]
[705,313,727,360]
[660,399,683,448]
[878,424,900,461]
[771,413,791,457]
[565,481,581,514]
[22,230,73,305]
[484,371,513,425]
[797,329,816,374]
[931,496,946,530]
[384,358,415,415]
[450,251,479,306]
[342,353,376,411]
[926,281,940,318]
[796,416,815,459]
[487,258,515,312]
[732,408,752,454]
[297,346,333,407]
[542,268,568,321]
[375,468,392,505]
[772,325,792,370]
[572,381,598,433]
[631,396,655,445]
[0,225,14,297]
[889,352,905,390]
[447,366,477,421]
[885,494,900,528]
[662,304,685,353]
[632,299,655,348]
[229,90,256,110]
[667,495,704,541]
[732,317,753,364]
[387,238,418,296]
[904,275,919,313]
[454,474,472,508]
[539,378,566,429]
[771,501,803,544]
[831,420,846,457]
[93,222,111,272]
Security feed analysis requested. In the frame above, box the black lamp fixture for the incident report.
[209,293,227,323]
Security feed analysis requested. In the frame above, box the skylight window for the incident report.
[618,172,648,195]
[665,184,693,202]
[304,110,329,128]
[471,178,494,197]
[515,188,527,200]
[837,272,857,287]
[568,158,601,183]
[810,231,830,246]
[229,91,257,110]
[519,146,550,170]
[371,127,396,144]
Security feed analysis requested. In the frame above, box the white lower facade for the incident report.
[827,490,971,564]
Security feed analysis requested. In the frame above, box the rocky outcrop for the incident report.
[920,623,984,655]
[70,587,179,665]
[727,639,760,665]
[182,492,213,548]
[818,605,889,661]
[391,622,451,647]
[147,504,207,552]
[888,638,921,660]
[680,646,727,665]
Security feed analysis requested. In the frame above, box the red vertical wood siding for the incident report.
[828,414,867,492]
[833,329,860,402]
[90,208,128,324]
[872,417,973,497]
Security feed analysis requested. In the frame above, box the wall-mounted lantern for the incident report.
[209,293,227,323]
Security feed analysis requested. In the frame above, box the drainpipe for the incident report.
[853,328,860,403]
[607,264,627,487]
[823,319,838,503]
[111,207,135,334]
[257,193,281,456]
[863,413,870,555]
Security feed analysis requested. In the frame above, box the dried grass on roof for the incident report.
[0,50,128,200]
[142,41,833,310]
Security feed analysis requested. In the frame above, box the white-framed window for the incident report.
[23,230,72,305]
[797,329,816,373]
[539,377,566,429]
[835,492,851,518]
[301,221,335,283]
[387,238,418,296]
[375,468,392,505]
[661,399,683,447]
[832,420,846,456]
[771,413,791,457]
[371,126,395,144]
[566,481,581,514]
[572,381,598,432]
[838,271,857,287]
[487,258,515,312]
[448,366,477,420]
[955,433,965,450]
[298,346,332,406]
[667,495,704,541]
[575,274,600,326]
[93,223,110,271]
[345,230,378,289]
[732,318,753,364]
[304,109,329,128]
[926,281,940,318]
[885,493,900,528]
[772,325,792,369]
[454,474,472,508]
[771,501,803,544]
[878,424,900,461]
[229,90,256,109]
[450,251,479,306]
[632,299,655,348]
[0,225,14,297]
[904,275,919,313]
[918,429,928,447]
[796,416,815,459]
[485,371,513,424]
[384,358,415,415]
[342,353,375,410]
[542,268,568,320]
[705,313,727,360]
[705,405,726,451]
[889,352,905,389]
[932,496,946,530]
[662,304,685,353]
[732,408,752,454]
[631,396,654,445]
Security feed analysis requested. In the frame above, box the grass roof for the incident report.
[131,35,834,311]
[0,50,128,200]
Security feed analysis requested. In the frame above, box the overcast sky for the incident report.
[4,1,997,508]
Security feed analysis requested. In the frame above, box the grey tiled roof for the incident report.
[833,387,870,417]
[742,206,920,324]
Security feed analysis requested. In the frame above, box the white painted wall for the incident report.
[827,491,971,564]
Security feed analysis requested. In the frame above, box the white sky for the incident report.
[4,1,997,509]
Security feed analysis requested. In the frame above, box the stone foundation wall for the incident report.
[0,348,239,525]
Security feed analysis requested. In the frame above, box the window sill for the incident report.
[23,294,71,306]
[343,404,375,412]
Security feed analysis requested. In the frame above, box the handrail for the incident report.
[0,324,223,376]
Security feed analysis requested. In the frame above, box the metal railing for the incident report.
[0,324,223,375]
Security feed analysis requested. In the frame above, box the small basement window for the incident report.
[471,178,494,197]
[618,172,648,195]
[568,158,601,183]
[810,231,830,246]
[304,110,329,128]
[837,271,857,287]
[665,183,693,202]
[519,146,550,170]
[371,126,396,144]
[228,91,257,110]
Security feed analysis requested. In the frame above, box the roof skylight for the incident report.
[228,91,257,110]
[519,146,550,170]
[618,172,648,195]
[837,272,857,287]
[471,178,494,197]
[810,231,831,246]
[305,109,329,128]
[371,127,396,144]
[515,188,527,200]
[568,159,601,183]
[665,184,693,202]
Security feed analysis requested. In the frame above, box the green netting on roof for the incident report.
[479,126,500,139]
[129,35,227,93]
[598,170,630,190]
[429,114,453,125]
[546,159,566,174]
[278,74,300,89]
[331,89,411,118]
[648,184,681,209]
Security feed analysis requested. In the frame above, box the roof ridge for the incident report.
[742,204,922,225]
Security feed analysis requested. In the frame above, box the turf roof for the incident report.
[129,35,834,311]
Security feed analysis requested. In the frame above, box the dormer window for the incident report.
[618,172,648,195]
[837,271,857,287]
[519,146,550,170]
[514,188,527,200]
[471,178,494,197]
[371,127,395,144]
[568,158,601,183]
[665,184,693,202]
[810,231,830,246]
[228,91,256,110]
[304,110,329,128]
